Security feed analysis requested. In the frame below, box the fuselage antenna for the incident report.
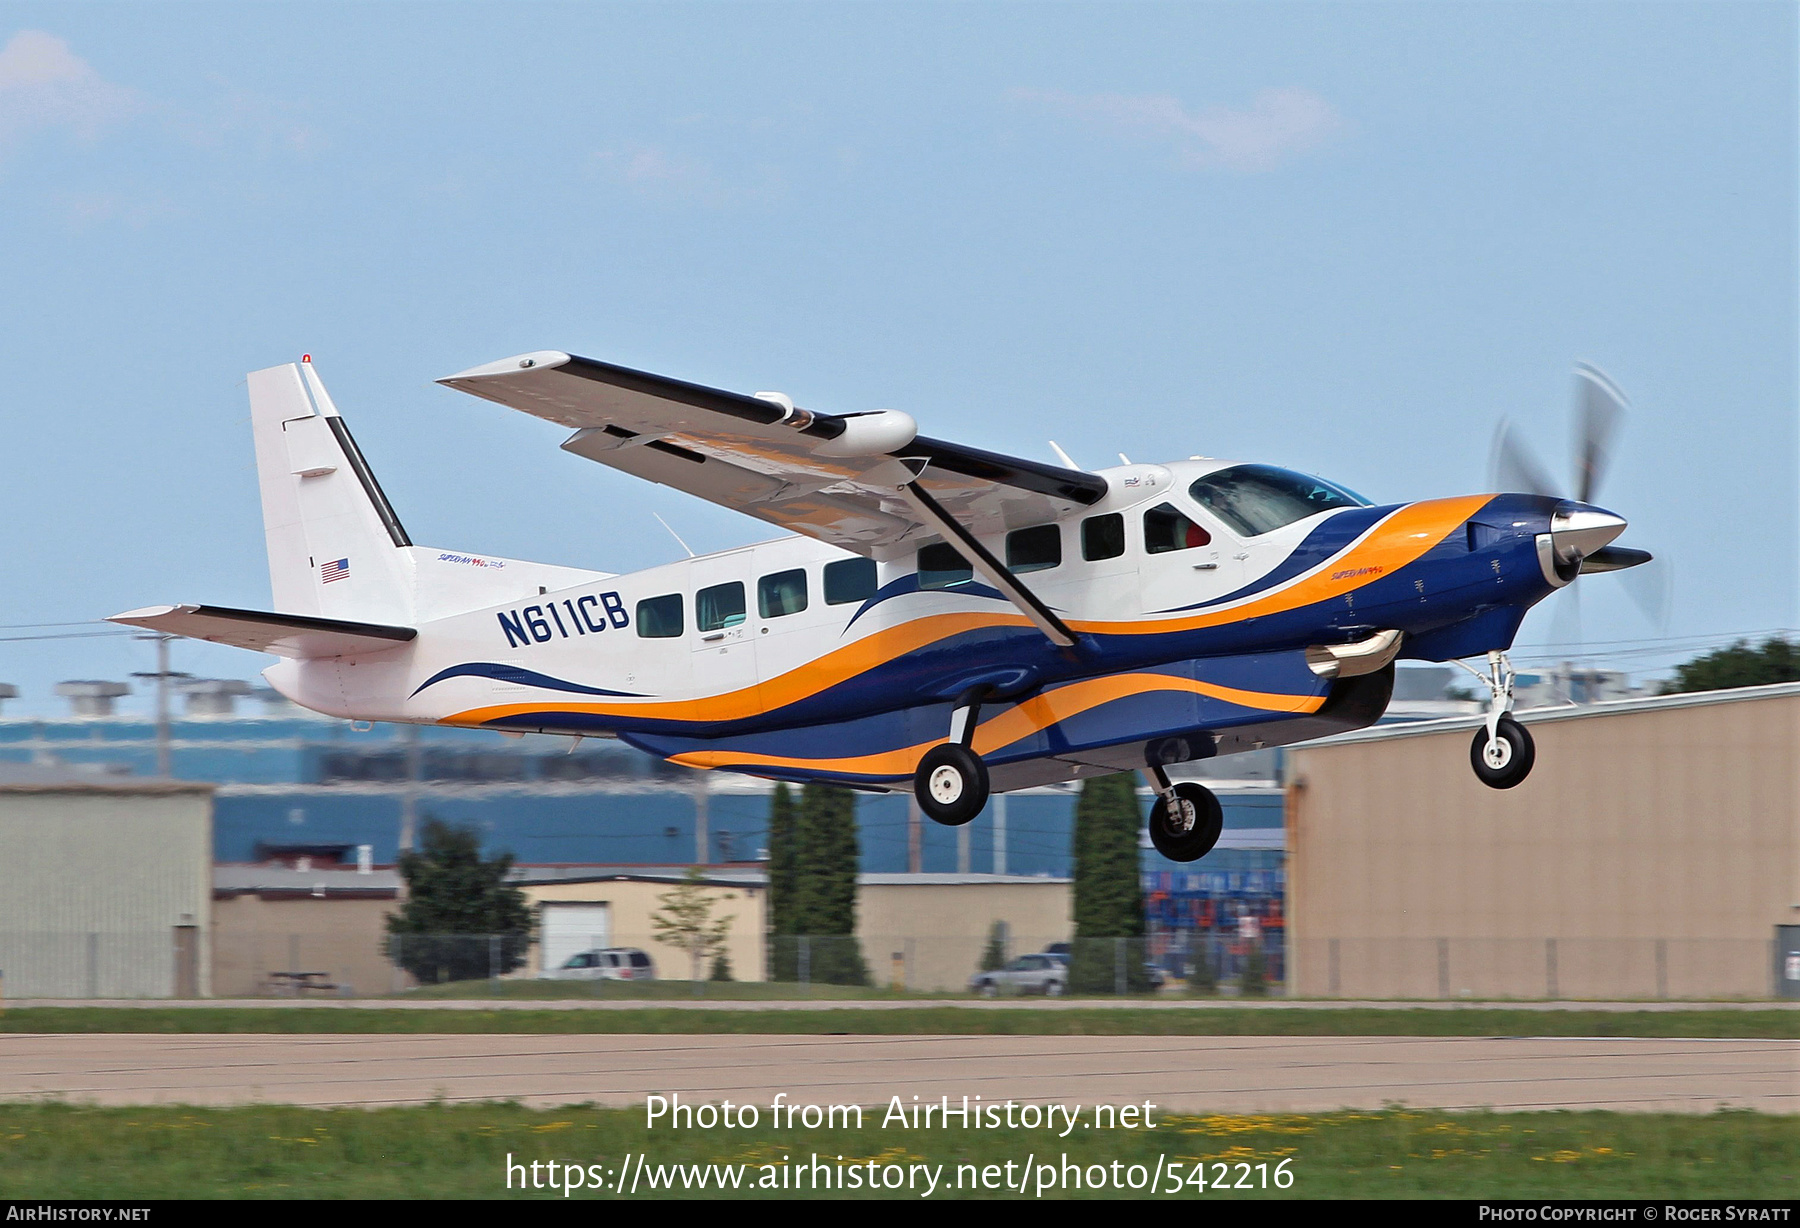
[653,512,697,559]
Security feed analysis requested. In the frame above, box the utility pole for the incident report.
[907,795,922,874]
[693,770,710,865]
[399,724,421,852]
[131,634,189,778]
[992,792,1008,876]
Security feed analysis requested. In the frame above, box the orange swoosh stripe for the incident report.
[665,673,1323,778]
[1068,495,1489,636]
[440,610,1030,728]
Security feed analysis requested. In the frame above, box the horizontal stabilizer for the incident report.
[107,604,416,660]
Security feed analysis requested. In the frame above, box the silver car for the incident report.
[543,947,656,981]
[968,953,1066,997]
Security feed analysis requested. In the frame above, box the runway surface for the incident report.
[2,1033,1793,1113]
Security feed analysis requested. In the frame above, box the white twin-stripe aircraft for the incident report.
[111,352,1648,861]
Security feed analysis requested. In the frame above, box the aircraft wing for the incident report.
[437,351,1108,561]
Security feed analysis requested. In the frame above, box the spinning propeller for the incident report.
[1489,364,1669,631]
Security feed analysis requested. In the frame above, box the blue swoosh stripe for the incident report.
[410,662,647,699]
[844,573,1009,631]
[1153,505,1393,613]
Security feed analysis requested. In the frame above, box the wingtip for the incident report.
[107,604,188,625]
[437,351,572,385]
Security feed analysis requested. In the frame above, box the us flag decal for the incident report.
[321,558,350,583]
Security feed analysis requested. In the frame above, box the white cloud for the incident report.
[1013,86,1345,173]
[0,29,139,144]
[593,142,783,206]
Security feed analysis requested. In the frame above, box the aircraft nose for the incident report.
[1549,502,1627,561]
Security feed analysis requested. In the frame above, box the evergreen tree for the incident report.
[789,782,868,985]
[1068,773,1150,994]
[1239,937,1268,997]
[979,921,1009,973]
[1187,937,1217,997]
[765,782,800,980]
[1660,635,1799,694]
[385,818,532,984]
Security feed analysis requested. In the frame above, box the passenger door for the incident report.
[688,561,759,705]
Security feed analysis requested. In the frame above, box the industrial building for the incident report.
[0,770,213,997]
[1285,681,1800,999]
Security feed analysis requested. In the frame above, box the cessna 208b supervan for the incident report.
[111,352,1650,861]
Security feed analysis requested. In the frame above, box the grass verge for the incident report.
[0,1006,1793,1037]
[0,1102,1790,1199]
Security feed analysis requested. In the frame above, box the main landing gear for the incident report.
[1458,650,1536,790]
[1143,764,1223,863]
[914,687,990,826]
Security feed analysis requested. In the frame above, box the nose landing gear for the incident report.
[1143,763,1223,862]
[1457,651,1536,789]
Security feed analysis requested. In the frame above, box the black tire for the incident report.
[914,743,989,826]
[1470,715,1535,789]
[1147,782,1223,863]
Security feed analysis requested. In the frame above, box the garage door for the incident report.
[541,903,610,974]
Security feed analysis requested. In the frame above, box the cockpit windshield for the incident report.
[1188,464,1370,537]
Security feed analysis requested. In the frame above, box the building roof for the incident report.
[0,765,214,794]
[213,864,401,897]
[509,865,1071,888]
[1299,680,1800,749]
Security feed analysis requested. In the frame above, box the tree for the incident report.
[1239,938,1268,997]
[1068,772,1150,994]
[1660,636,1799,695]
[765,782,799,979]
[979,921,1009,973]
[785,782,869,985]
[1187,938,1217,997]
[650,866,735,982]
[385,817,532,984]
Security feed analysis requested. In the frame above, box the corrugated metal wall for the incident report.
[1286,687,1799,999]
[0,787,212,997]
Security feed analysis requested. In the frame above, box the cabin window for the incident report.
[824,557,878,605]
[1188,464,1368,537]
[917,541,974,590]
[1143,502,1211,553]
[1081,513,1125,561]
[635,594,683,638]
[1006,524,1061,574]
[696,582,747,632]
[758,569,808,619]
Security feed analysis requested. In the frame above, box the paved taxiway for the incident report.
[2,1033,1792,1113]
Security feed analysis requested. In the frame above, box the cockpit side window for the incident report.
[1188,464,1368,537]
[1143,502,1211,554]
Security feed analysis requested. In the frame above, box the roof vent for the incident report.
[55,681,129,717]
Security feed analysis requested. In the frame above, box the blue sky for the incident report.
[1,2,1794,714]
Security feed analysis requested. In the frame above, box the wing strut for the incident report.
[899,481,1078,649]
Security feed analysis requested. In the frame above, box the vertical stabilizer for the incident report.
[248,358,414,625]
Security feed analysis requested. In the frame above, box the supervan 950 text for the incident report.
[498,594,629,647]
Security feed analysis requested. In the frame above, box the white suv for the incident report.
[544,947,656,981]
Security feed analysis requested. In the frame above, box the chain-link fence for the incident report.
[0,930,1782,1000]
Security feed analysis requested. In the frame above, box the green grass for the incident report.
[1,1006,1793,1037]
[0,1102,1789,1199]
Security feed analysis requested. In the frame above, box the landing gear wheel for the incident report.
[1147,782,1223,863]
[914,743,989,826]
[1470,715,1535,789]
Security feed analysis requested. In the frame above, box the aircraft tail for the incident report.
[249,357,415,626]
